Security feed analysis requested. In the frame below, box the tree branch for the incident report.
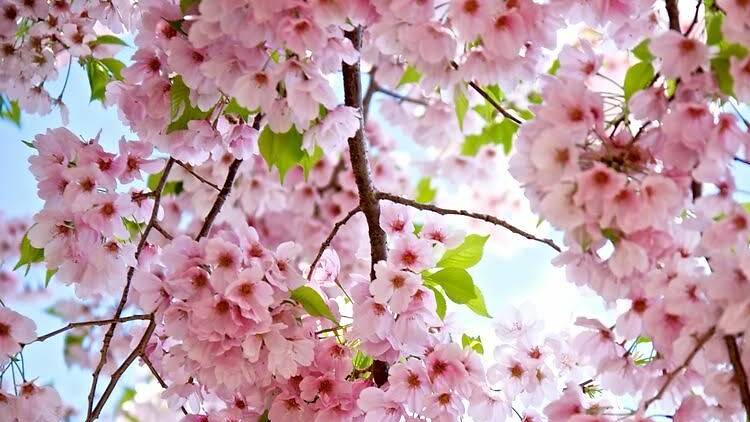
[724,334,750,416]
[467,80,523,125]
[665,0,681,32]
[175,159,220,191]
[141,352,188,415]
[643,326,716,410]
[88,318,156,421]
[152,221,174,240]
[684,0,703,35]
[86,157,175,419]
[27,314,151,345]
[307,207,361,280]
[376,86,430,107]
[376,191,561,252]
[343,28,388,279]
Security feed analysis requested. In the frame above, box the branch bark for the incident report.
[86,157,175,419]
[377,192,561,252]
[343,28,388,279]
[724,334,750,417]
[175,159,220,191]
[665,0,681,32]
[195,158,243,240]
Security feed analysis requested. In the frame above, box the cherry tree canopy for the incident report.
[1,0,750,421]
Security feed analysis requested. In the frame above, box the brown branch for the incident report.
[86,157,175,419]
[643,326,716,410]
[362,66,378,122]
[175,159,220,191]
[376,191,561,252]
[467,80,523,125]
[27,314,151,345]
[724,335,750,416]
[88,318,156,421]
[376,87,430,107]
[684,1,703,35]
[665,0,681,32]
[152,221,174,240]
[307,206,361,280]
[141,352,188,415]
[343,28,388,279]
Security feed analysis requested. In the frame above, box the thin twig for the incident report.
[152,221,174,240]
[86,158,175,419]
[643,326,716,410]
[88,319,156,421]
[195,158,243,240]
[449,61,523,125]
[175,160,220,191]
[307,207,361,280]
[735,156,750,166]
[376,87,430,106]
[377,192,561,252]
[28,315,151,345]
[141,353,188,415]
[724,335,750,417]
[684,0,703,35]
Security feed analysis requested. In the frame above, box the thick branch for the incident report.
[88,319,156,421]
[643,326,716,410]
[343,28,388,279]
[87,157,175,419]
[28,314,151,345]
[665,0,681,31]
[175,159,220,191]
[307,207,361,280]
[724,335,750,416]
[377,192,561,252]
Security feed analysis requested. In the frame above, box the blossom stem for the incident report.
[141,352,189,415]
[376,191,561,252]
[375,86,430,106]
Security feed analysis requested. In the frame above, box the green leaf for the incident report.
[711,57,734,96]
[299,146,324,181]
[706,12,723,46]
[353,350,374,370]
[635,335,652,345]
[414,177,437,204]
[600,227,621,244]
[623,61,654,100]
[0,98,21,126]
[21,140,35,148]
[166,76,210,133]
[117,387,137,410]
[13,232,44,275]
[89,35,129,48]
[84,57,125,102]
[527,91,543,105]
[45,268,57,287]
[122,218,145,241]
[547,59,560,75]
[715,41,749,60]
[397,65,422,88]
[180,0,200,13]
[437,234,489,269]
[485,85,504,103]
[461,119,518,156]
[454,87,469,130]
[290,286,336,322]
[461,334,484,354]
[465,285,491,318]
[426,285,447,319]
[258,126,305,182]
[742,202,750,214]
[424,268,477,304]
[631,40,654,62]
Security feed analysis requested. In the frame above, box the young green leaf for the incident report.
[14,232,44,275]
[89,35,129,48]
[623,61,654,100]
[397,66,422,88]
[631,40,654,62]
[461,334,484,354]
[415,177,437,204]
[454,87,469,130]
[299,146,324,181]
[258,126,306,182]
[437,234,489,269]
[353,350,374,370]
[290,286,337,322]
[465,285,491,318]
[424,268,477,304]
[45,268,57,287]
[425,285,447,319]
